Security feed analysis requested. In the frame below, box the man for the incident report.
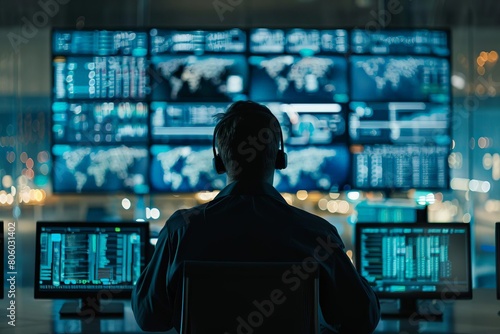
[132,101,380,333]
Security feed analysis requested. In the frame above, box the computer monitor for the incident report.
[52,101,149,145]
[51,145,149,194]
[150,102,230,144]
[274,145,350,193]
[52,30,148,56]
[149,28,247,55]
[150,54,248,102]
[150,145,226,192]
[348,102,451,146]
[0,221,3,299]
[350,55,450,103]
[351,144,449,190]
[249,54,348,103]
[53,55,148,100]
[34,221,149,316]
[350,29,449,56]
[355,223,472,319]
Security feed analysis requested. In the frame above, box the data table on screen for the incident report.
[352,145,449,189]
[356,224,471,296]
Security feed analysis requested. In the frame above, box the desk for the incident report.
[0,287,175,334]
[0,288,499,333]
[375,289,500,333]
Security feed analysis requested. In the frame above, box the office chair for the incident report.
[180,261,319,334]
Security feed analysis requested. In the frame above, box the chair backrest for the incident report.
[180,261,319,334]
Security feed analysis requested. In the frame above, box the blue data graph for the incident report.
[53,56,148,100]
[52,101,149,145]
[52,30,148,56]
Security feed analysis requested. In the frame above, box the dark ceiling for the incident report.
[0,0,499,29]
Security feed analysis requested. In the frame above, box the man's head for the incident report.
[213,101,286,183]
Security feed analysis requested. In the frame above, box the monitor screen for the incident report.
[274,145,350,193]
[496,222,500,300]
[150,102,229,144]
[249,55,348,103]
[150,55,248,102]
[355,223,472,299]
[348,102,451,145]
[53,56,148,100]
[285,29,348,54]
[150,145,226,192]
[352,144,449,189]
[286,103,346,144]
[350,55,450,103]
[34,221,149,299]
[249,28,348,54]
[355,201,420,223]
[52,101,149,145]
[52,145,149,193]
[250,29,286,53]
[149,29,247,54]
[351,29,449,56]
[52,30,148,56]
[265,103,347,145]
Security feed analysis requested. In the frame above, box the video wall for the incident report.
[51,28,451,193]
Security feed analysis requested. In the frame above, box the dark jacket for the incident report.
[132,181,380,333]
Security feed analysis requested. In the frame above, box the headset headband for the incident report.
[212,109,285,157]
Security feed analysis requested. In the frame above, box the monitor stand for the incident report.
[59,298,124,318]
[382,298,443,321]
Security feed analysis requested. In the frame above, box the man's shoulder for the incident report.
[288,204,331,225]
[164,203,209,232]
[289,205,344,247]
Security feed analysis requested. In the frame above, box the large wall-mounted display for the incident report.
[51,28,451,193]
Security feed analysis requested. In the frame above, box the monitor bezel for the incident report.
[354,222,472,300]
[496,222,500,300]
[34,221,149,300]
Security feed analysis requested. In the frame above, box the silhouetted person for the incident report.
[132,101,380,333]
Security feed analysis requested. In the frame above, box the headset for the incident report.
[212,105,287,175]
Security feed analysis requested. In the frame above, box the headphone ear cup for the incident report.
[275,150,287,170]
[213,155,226,174]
